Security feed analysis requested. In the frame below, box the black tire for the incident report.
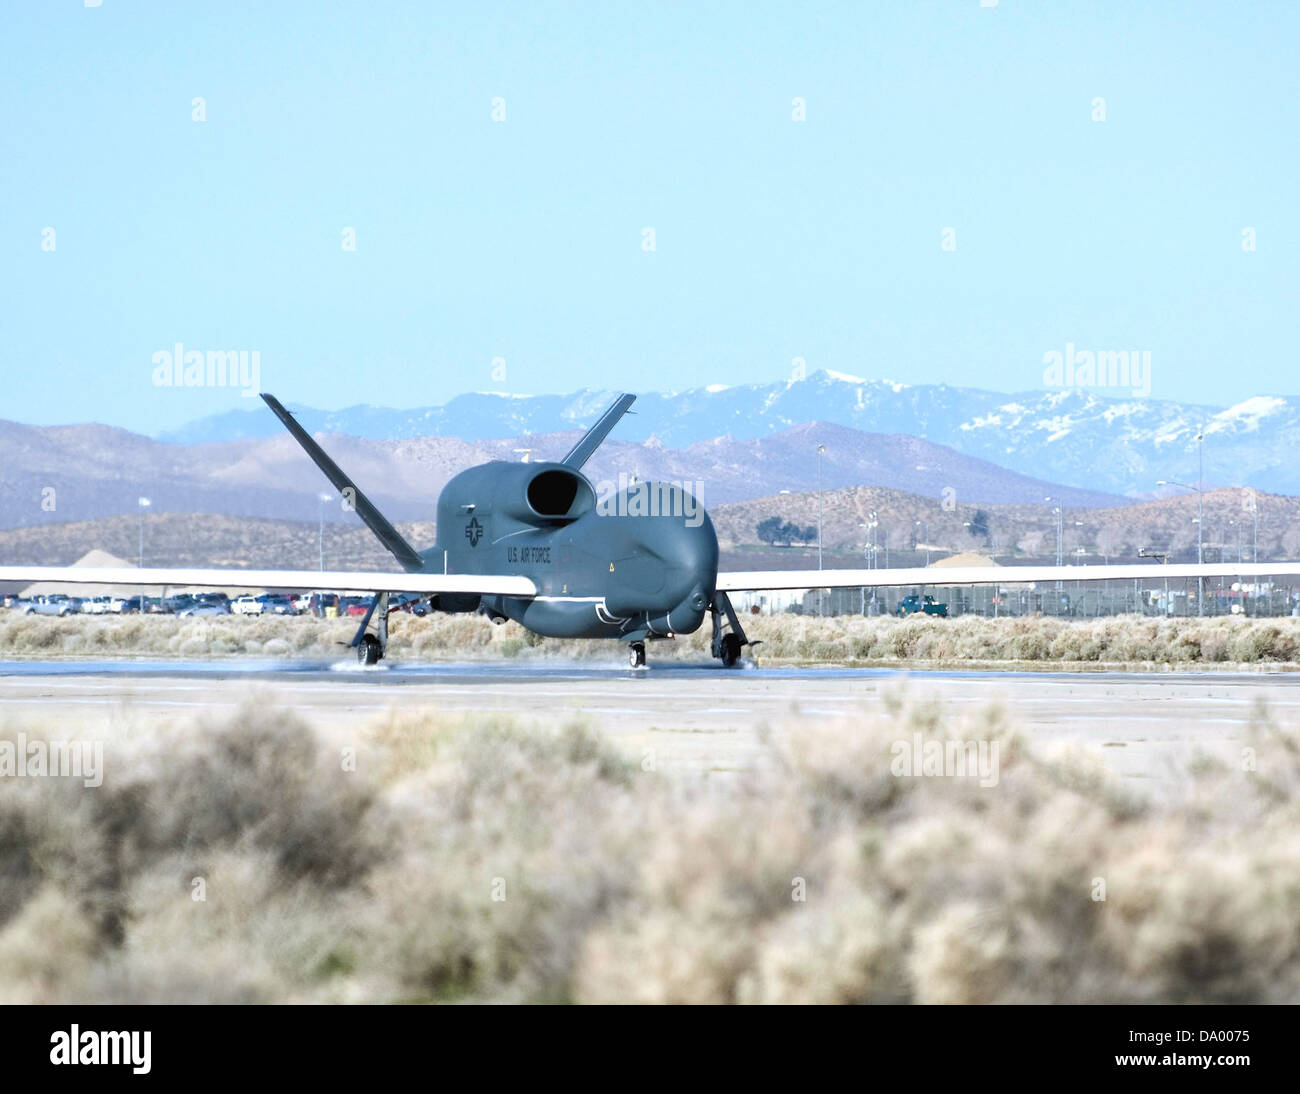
[357,634,383,665]
[720,633,742,667]
[629,642,646,668]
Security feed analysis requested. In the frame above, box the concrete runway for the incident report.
[2,658,1297,786]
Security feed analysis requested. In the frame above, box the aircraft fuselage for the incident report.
[425,461,717,642]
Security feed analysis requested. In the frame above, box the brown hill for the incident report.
[1,486,1297,591]
[0,417,1122,532]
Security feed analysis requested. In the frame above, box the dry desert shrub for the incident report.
[3,693,1300,1003]
[6,608,1300,666]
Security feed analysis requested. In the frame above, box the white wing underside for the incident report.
[0,566,538,597]
[3,562,1296,599]
[716,562,1300,592]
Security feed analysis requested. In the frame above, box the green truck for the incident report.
[896,593,948,618]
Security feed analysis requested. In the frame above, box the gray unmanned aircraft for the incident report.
[6,390,1299,669]
[259,390,746,668]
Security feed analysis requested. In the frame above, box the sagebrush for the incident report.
[4,610,1300,666]
[2,695,1299,1003]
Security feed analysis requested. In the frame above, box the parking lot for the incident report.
[2,589,433,619]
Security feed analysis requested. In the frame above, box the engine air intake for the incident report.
[528,469,583,518]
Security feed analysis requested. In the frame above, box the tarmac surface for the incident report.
[2,658,1297,786]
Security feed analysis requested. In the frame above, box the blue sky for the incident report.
[1,1,1296,433]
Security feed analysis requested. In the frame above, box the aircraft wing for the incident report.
[716,562,1300,591]
[0,565,537,597]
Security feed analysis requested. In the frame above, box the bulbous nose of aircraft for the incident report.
[664,507,719,598]
[602,485,718,626]
[650,496,717,635]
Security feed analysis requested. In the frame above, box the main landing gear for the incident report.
[624,593,755,669]
[710,591,756,668]
[351,592,389,665]
[358,633,383,665]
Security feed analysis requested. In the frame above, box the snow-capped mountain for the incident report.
[158,372,1300,497]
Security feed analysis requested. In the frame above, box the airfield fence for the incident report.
[788,575,1300,619]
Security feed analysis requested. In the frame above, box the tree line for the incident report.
[756,516,819,547]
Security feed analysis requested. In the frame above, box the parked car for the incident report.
[1,593,21,609]
[306,592,340,618]
[393,593,430,616]
[121,595,169,614]
[896,593,948,618]
[20,594,81,616]
[258,594,296,615]
[80,595,124,615]
[231,596,264,615]
[177,601,231,617]
[192,592,230,609]
[339,596,372,618]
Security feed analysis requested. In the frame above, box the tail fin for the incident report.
[260,394,426,572]
[561,393,636,469]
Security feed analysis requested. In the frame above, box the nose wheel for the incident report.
[628,641,646,668]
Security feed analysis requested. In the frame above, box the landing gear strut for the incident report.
[628,641,646,668]
[710,591,755,668]
[351,591,389,665]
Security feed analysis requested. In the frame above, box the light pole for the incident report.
[318,493,333,571]
[868,511,879,611]
[915,520,929,566]
[1159,466,1204,616]
[859,513,880,615]
[1044,496,1063,593]
[816,444,825,572]
[137,496,150,568]
[1248,491,1259,563]
[1198,426,1205,612]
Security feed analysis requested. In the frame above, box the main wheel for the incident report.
[357,634,383,665]
[720,633,742,667]
[629,642,646,668]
